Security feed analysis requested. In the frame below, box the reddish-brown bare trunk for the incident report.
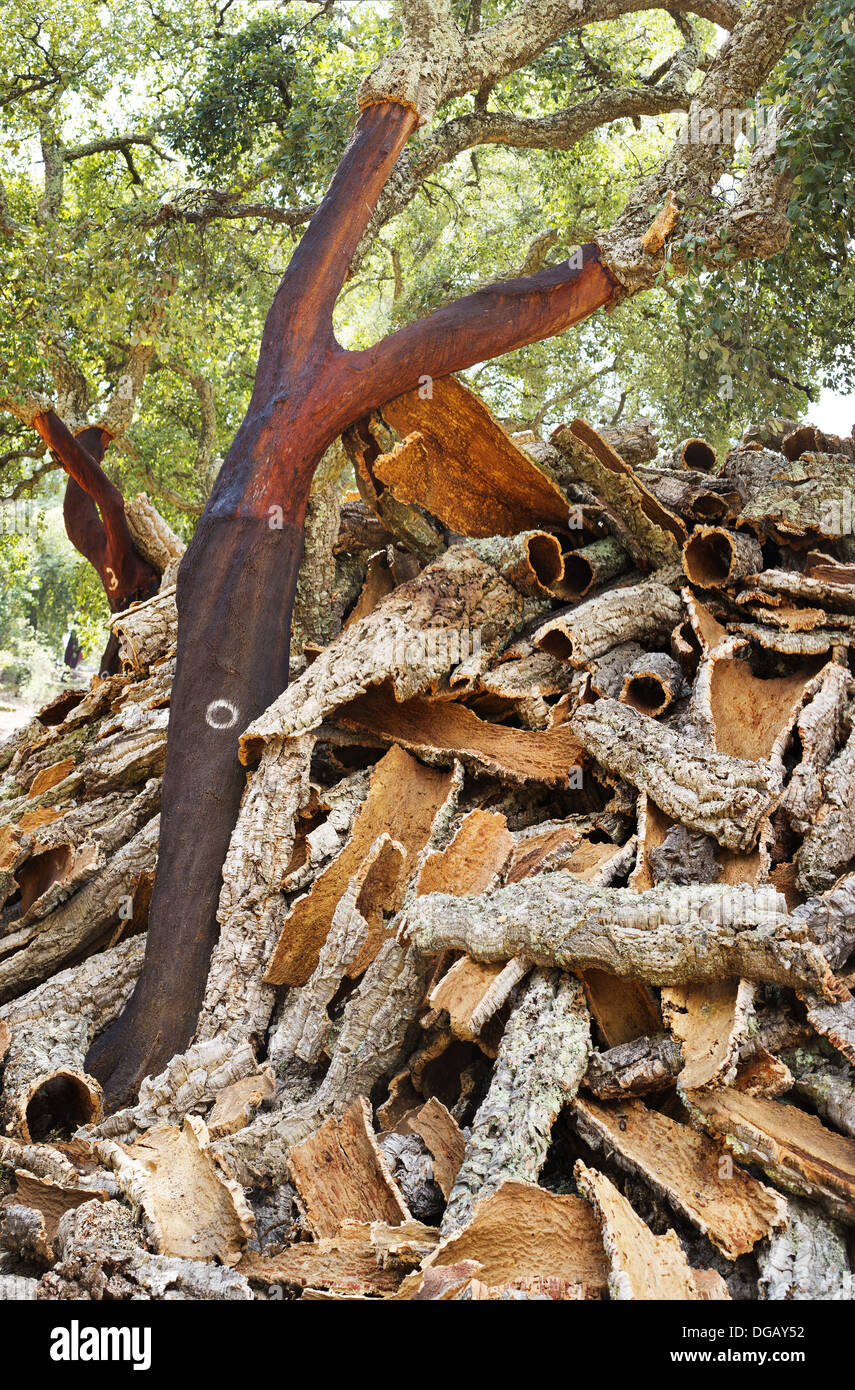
[85,101,617,1106]
[33,418,160,671]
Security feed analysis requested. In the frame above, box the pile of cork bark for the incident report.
[2,375,855,1301]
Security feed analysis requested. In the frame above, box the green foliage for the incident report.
[164,11,376,200]
[0,502,108,701]
[776,0,855,255]
[0,0,852,684]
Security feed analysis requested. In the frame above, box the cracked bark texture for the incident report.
[686,1089,855,1227]
[0,813,160,1004]
[582,1033,683,1100]
[758,1199,854,1301]
[111,588,178,674]
[241,545,545,757]
[796,722,855,894]
[781,1045,855,1138]
[215,938,432,1188]
[37,1199,253,1300]
[442,970,590,1233]
[569,697,779,851]
[534,570,682,667]
[0,936,145,1138]
[124,493,185,586]
[89,1036,261,1143]
[783,661,850,834]
[194,735,314,1044]
[552,423,684,568]
[401,874,842,999]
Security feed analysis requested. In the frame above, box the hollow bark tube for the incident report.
[682,526,764,589]
[555,536,629,600]
[619,651,684,718]
[1,1016,102,1140]
[677,437,717,473]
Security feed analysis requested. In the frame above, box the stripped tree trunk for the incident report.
[28,420,161,675]
[86,101,616,1104]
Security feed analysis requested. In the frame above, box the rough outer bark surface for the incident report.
[796,993,855,1070]
[637,467,740,525]
[619,650,684,717]
[534,571,682,667]
[556,536,630,600]
[240,544,546,756]
[0,812,159,1004]
[442,970,590,1233]
[582,1033,683,1100]
[758,1199,855,1301]
[0,1274,38,1300]
[740,454,855,539]
[124,493,185,585]
[37,1198,253,1300]
[790,874,855,970]
[796,722,855,894]
[469,531,565,600]
[743,567,855,615]
[216,938,437,1189]
[568,697,780,851]
[194,735,315,1042]
[90,1037,261,1143]
[686,1089,855,1227]
[781,1045,855,1138]
[400,874,842,998]
[682,526,763,589]
[110,588,178,674]
[0,936,144,1137]
[552,423,684,568]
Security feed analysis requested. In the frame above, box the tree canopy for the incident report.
[0,0,851,666]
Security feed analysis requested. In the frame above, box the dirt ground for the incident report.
[0,696,36,739]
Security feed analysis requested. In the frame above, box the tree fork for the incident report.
[85,99,618,1107]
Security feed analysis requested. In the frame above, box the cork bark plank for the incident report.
[375,374,571,537]
[572,1097,787,1259]
[287,1096,411,1237]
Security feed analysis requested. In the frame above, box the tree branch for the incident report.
[353,29,700,270]
[140,192,317,230]
[63,131,173,164]
[348,244,618,407]
[256,101,418,384]
[359,0,739,123]
[598,0,818,295]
